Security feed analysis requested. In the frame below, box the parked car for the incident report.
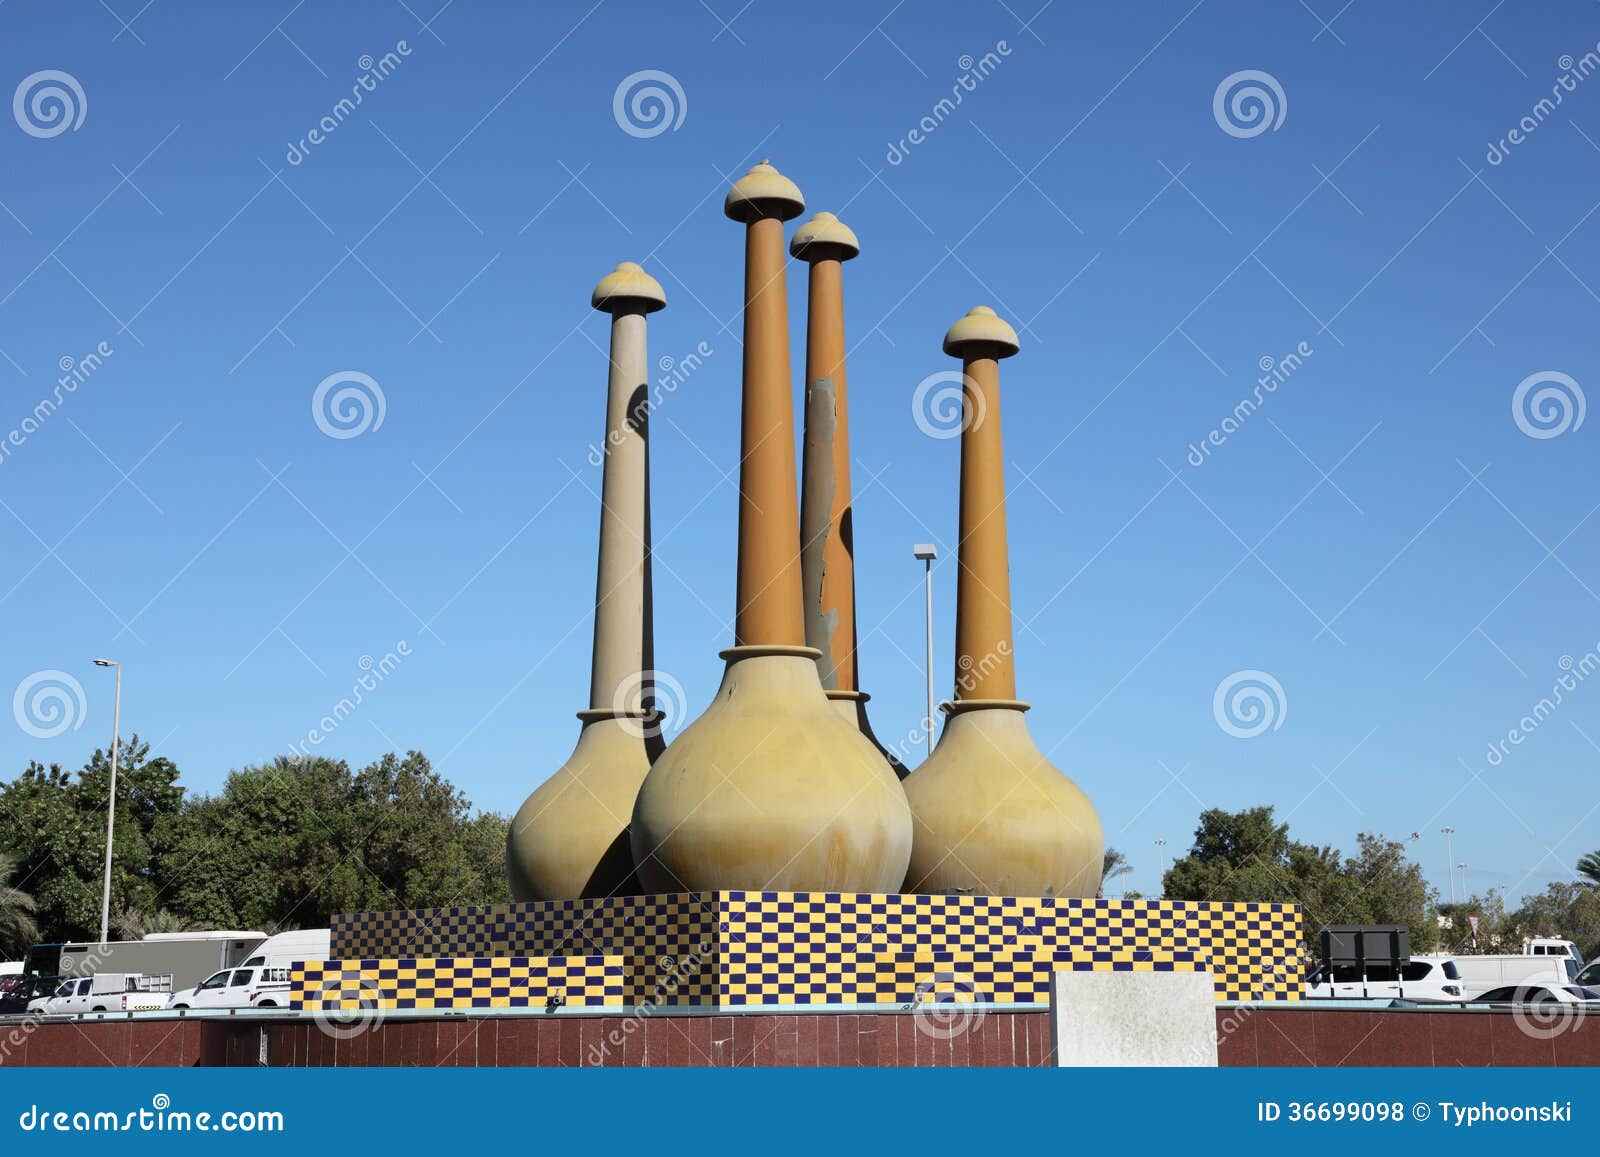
[167,928,329,1010]
[1524,937,1584,969]
[1471,984,1600,1006]
[1451,954,1572,997]
[26,973,173,1014]
[1305,954,1464,1001]
[0,974,63,1015]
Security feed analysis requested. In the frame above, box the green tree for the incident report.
[1162,807,1438,956]
[1097,847,1132,899]
[1579,851,1600,888]
[0,851,37,959]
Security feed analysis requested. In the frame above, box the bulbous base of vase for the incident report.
[631,649,912,892]
[902,701,1103,897]
[506,716,652,901]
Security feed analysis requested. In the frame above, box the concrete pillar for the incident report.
[507,262,665,901]
[793,211,904,775]
[901,306,1103,899]
[630,163,912,894]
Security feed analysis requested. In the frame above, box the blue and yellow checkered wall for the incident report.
[292,956,625,1011]
[324,892,1300,1008]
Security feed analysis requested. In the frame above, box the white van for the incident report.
[27,973,173,1014]
[1525,938,1584,972]
[1452,954,1571,999]
[167,928,330,1010]
[1305,954,1464,1001]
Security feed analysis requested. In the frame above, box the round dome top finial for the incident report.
[592,261,666,314]
[724,160,805,223]
[790,211,860,261]
[943,305,1020,358]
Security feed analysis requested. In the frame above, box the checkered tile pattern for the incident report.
[329,892,1300,1006]
[290,956,625,1011]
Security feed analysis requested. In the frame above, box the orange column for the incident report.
[952,344,1017,702]
[732,181,806,648]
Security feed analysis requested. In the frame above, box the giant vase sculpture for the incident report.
[631,163,912,893]
[506,262,665,901]
[791,211,906,778]
[902,306,1104,898]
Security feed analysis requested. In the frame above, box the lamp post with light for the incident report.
[92,658,120,945]
[913,544,936,759]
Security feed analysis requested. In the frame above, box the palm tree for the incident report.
[0,853,37,960]
[1579,851,1600,887]
[1098,847,1133,899]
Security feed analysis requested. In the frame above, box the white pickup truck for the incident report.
[167,928,331,1010]
[27,972,173,1014]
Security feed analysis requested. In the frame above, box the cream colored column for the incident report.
[507,262,664,902]
[630,163,912,894]
[901,306,1103,899]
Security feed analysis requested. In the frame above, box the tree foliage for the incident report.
[0,741,508,945]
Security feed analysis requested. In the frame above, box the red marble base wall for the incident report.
[5,1007,1597,1067]
[0,1018,212,1067]
[214,1011,1056,1068]
[1216,1007,1600,1067]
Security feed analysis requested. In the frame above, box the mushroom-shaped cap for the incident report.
[790,211,859,261]
[724,160,805,223]
[592,261,666,314]
[942,305,1020,358]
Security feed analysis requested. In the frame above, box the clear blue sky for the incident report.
[2,1,1597,908]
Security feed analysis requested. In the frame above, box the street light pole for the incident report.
[1154,837,1167,896]
[1441,826,1456,905]
[913,545,937,759]
[93,658,121,945]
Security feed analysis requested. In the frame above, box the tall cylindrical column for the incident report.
[735,210,805,648]
[793,211,904,775]
[902,306,1103,899]
[952,341,1017,702]
[631,163,912,894]
[507,262,665,901]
